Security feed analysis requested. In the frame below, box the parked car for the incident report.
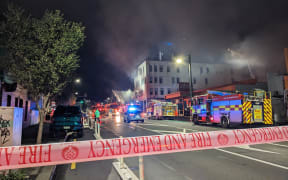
[50,105,83,137]
[124,105,144,123]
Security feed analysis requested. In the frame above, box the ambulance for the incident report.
[191,90,273,128]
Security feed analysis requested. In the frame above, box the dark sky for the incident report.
[1,0,288,100]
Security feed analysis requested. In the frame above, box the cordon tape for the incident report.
[0,126,288,170]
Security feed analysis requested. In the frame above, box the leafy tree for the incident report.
[1,4,85,143]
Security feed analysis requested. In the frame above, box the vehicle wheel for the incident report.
[193,116,199,125]
[78,129,83,138]
[221,117,230,128]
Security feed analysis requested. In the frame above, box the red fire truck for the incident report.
[191,90,273,128]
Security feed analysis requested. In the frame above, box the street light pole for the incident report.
[188,54,193,121]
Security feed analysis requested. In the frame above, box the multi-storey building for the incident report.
[132,58,251,108]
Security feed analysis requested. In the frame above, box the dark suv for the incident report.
[50,106,83,137]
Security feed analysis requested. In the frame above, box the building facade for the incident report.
[133,58,251,108]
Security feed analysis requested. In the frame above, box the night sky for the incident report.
[1,0,288,101]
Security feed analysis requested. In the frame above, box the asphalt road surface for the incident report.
[55,115,288,180]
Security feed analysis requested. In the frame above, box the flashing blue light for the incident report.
[166,42,173,46]
[243,92,248,95]
[128,107,136,111]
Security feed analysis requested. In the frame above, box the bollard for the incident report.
[94,121,97,137]
[139,156,144,180]
[97,120,100,137]
[183,128,186,133]
[71,139,77,170]
[119,136,124,169]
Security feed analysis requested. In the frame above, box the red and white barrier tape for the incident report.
[0,126,288,170]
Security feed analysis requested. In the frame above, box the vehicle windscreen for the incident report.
[54,106,81,116]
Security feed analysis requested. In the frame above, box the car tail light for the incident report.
[210,116,214,121]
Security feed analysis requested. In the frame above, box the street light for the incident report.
[75,92,79,95]
[75,78,81,84]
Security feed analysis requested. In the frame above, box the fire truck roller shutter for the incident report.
[243,101,252,124]
[263,99,273,125]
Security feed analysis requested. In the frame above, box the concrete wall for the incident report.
[0,84,35,128]
[0,107,23,146]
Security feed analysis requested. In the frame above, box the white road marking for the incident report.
[268,143,288,148]
[236,145,280,154]
[153,130,183,134]
[139,123,198,132]
[217,148,288,170]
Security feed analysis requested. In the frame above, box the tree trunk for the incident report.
[36,95,50,144]
[36,109,44,144]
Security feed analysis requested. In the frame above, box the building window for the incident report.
[206,67,209,73]
[7,95,11,106]
[193,78,196,84]
[150,88,153,95]
[149,76,153,83]
[177,77,180,83]
[167,66,170,72]
[160,65,163,72]
[200,67,203,74]
[19,99,23,108]
[15,98,19,107]
[168,88,171,94]
[154,65,157,72]
[154,88,158,95]
[177,68,180,73]
[154,77,158,83]
[160,88,164,95]
[149,64,152,72]
[205,78,208,85]
[172,77,175,84]
[159,77,163,84]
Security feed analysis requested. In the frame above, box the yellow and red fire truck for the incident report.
[191,90,273,128]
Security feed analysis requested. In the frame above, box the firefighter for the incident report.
[95,108,100,125]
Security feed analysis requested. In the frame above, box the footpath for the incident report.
[20,123,57,180]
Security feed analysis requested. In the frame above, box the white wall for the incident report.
[0,107,23,146]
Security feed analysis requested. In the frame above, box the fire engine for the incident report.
[153,102,178,120]
[191,90,273,128]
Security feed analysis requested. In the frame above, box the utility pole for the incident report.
[188,54,193,121]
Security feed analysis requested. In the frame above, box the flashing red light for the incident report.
[210,116,214,121]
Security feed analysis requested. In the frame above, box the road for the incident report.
[55,116,288,180]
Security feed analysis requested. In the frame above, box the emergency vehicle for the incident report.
[191,90,273,128]
[153,102,178,120]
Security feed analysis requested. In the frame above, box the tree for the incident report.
[1,4,85,143]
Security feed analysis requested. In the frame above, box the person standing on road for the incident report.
[95,108,100,124]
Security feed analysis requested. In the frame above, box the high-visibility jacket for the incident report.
[95,109,100,118]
